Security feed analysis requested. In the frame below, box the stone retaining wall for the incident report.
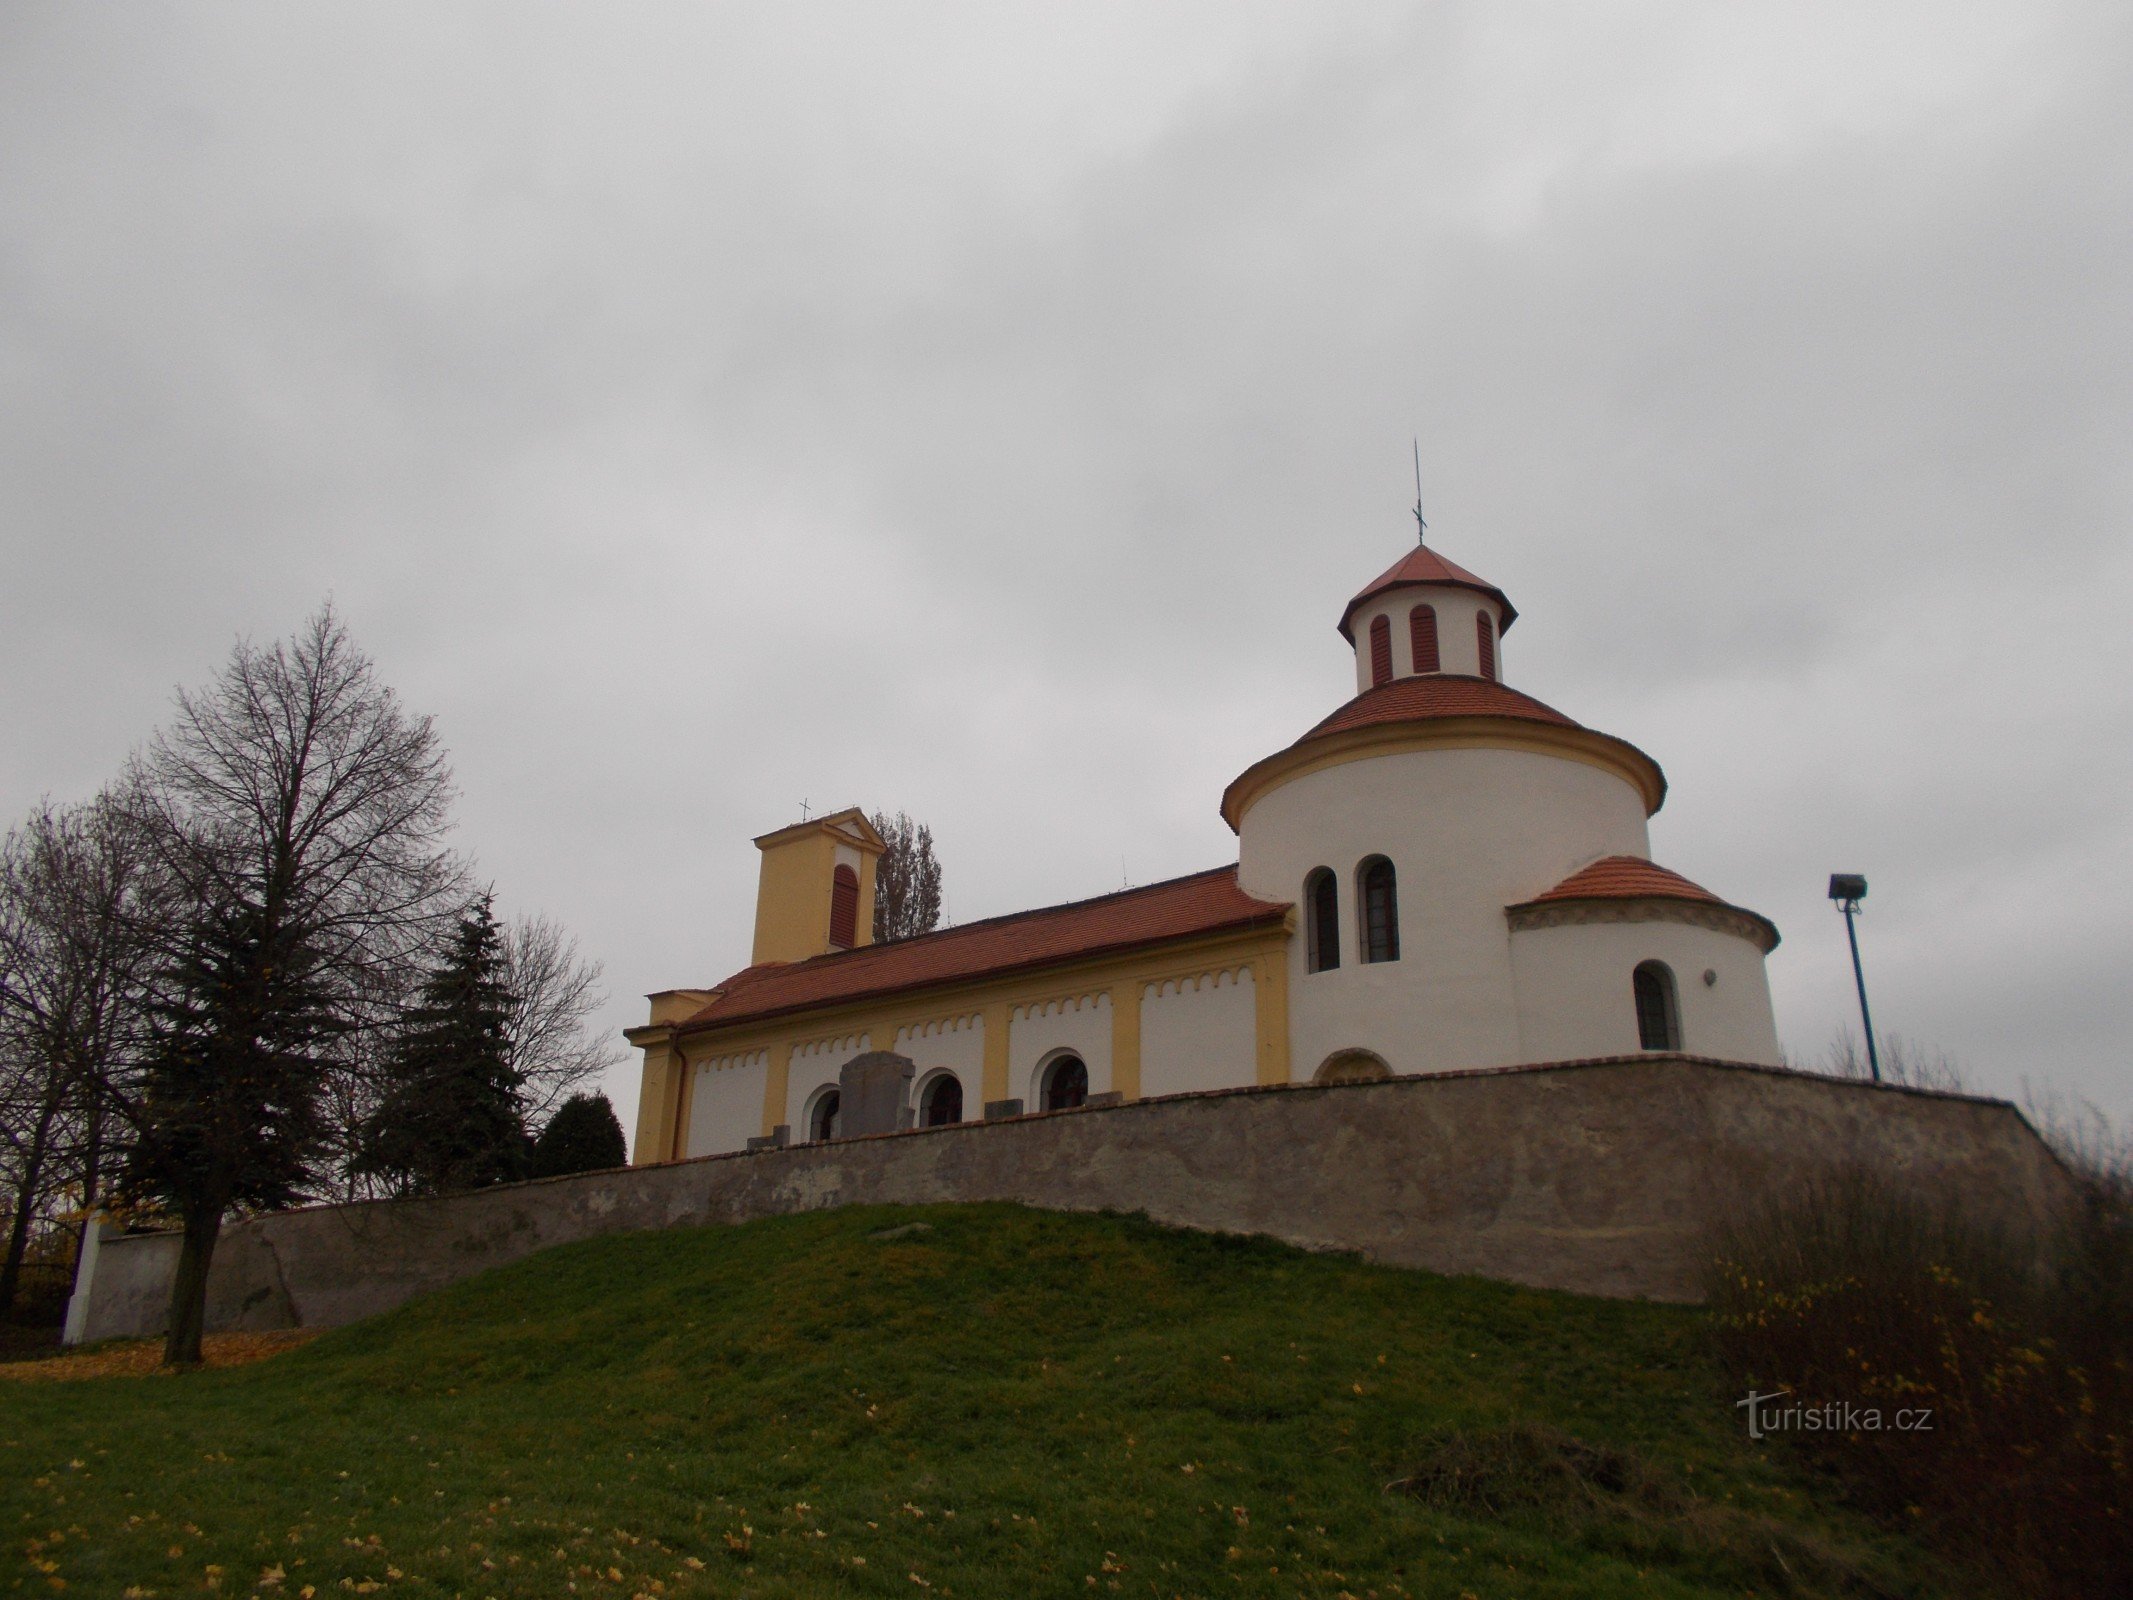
[66,1055,2075,1342]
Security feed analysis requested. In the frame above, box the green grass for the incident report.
[3,1204,1976,1599]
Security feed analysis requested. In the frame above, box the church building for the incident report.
[627,535,1782,1164]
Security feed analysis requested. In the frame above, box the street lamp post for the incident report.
[1827,873,1880,1083]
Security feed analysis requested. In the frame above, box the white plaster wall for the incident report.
[1509,919,1781,1065]
[1238,745,1653,1080]
[1140,966,1257,1097]
[683,1050,769,1158]
[1349,585,1507,693]
[785,1030,871,1129]
[1010,992,1112,1103]
[893,1012,985,1117]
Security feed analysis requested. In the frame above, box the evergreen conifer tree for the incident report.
[357,895,524,1196]
[119,888,342,1358]
[527,1091,628,1178]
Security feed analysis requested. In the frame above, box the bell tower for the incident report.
[750,808,887,965]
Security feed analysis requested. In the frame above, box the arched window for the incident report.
[829,864,860,949]
[1368,614,1393,687]
[1475,612,1497,680]
[1358,856,1399,963]
[1304,867,1340,973]
[1633,962,1681,1051]
[1040,1054,1088,1112]
[1314,1049,1391,1084]
[919,1072,964,1127]
[1408,604,1439,673]
[808,1088,842,1142]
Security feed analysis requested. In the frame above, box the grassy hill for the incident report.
[2,1204,1974,1598]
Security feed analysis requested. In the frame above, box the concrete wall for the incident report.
[68,1056,2074,1344]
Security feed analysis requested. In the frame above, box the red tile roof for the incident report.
[1509,855,1780,951]
[1522,855,1725,906]
[676,866,1290,1036]
[1297,674,1580,743]
[1338,545,1517,641]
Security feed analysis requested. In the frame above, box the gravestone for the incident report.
[838,1051,916,1137]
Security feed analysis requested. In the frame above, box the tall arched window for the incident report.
[1304,867,1340,973]
[1040,1055,1089,1111]
[920,1073,964,1127]
[829,863,859,948]
[1475,612,1497,680]
[809,1088,842,1142]
[1368,615,1393,687]
[1357,856,1399,963]
[1633,962,1681,1051]
[1408,604,1439,673]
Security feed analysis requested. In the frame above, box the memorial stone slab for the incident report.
[838,1051,917,1137]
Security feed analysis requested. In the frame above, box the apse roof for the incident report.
[1509,855,1780,951]
[1338,545,1517,641]
[1520,855,1725,906]
[672,865,1289,1036]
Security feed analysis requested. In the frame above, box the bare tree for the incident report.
[0,794,155,1313]
[869,811,943,944]
[111,606,462,1365]
[502,911,620,1124]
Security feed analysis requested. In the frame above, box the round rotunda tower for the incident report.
[1226,533,1782,1081]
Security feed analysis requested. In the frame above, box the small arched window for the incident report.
[1041,1054,1088,1112]
[1633,962,1681,1051]
[1304,867,1340,973]
[829,864,859,948]
[920,1073,964,1128]
[1358,856,1399,964]
[1368,615,1393,687]
[809,1088,842,1142]
[1475,612,1497,680]
[1409,605,1439,673]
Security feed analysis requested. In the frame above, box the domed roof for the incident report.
[1337,545,1517,642]
[1220,675,1668,830]
[1296,674,1577,742]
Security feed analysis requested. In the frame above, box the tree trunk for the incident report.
[162,1204,223,1367]
[0,1088,61,1314]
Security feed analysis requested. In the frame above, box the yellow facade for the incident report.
[627,918,1293,1164]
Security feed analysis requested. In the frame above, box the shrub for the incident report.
[1705,1164,2132,1595]
[527,1092,627,1179]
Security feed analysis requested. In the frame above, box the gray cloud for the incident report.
[4,1,2127,1133]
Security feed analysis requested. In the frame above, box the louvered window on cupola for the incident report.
[1305,867,1340,973]
[1409,604,1439,673]
[1475,611,1497,680]
[1369,615,1393,686]
[829,864,859,949]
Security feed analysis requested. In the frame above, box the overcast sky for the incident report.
[4,1,2128,1138]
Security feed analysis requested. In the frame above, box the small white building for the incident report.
[627,536,1781,1163]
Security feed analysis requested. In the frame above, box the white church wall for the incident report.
[893,1012,985,1117]
[1010,991,1112,1103]
[1347,585,1506,693]
[1239,745,1652,1080]
[785,1029,872,1131]
[1139,966,1257,1097]
[683,1050,770,1158]
[1509,920,1781,1065]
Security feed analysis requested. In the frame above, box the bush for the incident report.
[1705,1164,2133,1595]
[527,1092,627,1179]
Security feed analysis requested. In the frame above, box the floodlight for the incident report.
[1826,873,1879,1082]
